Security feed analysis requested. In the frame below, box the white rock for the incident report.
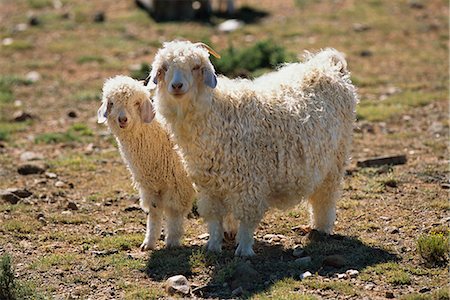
[2,38,13,46]
[165,275,190,295]
[55,181,66,188]
[26,71,41,83]
[346,269,359,278]
[20,151,43,161]
[45,172,57,179]
[300,271,312,279]
[337,273,348,279]
[217,19,244,32]
[198,233,209,239]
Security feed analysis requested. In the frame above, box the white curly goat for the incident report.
[98,75,195,250]
[148,41,358,256]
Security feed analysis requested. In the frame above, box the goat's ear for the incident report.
[97,102,108,124]
[202,67,217,88]
[140,99,155,123]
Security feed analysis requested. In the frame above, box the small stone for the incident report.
[300,271,312,280]
[91,249,118,256]
[364,283,375,290]
[1,191,20,204]
[67,201,78,210]
[231,286,243,297]
[67,111,78,118]
[13,111,33,122]
[124,205,140,212]
[293,245,305,257]
[409,0,424,9]
[8,188,32,198]
[217,19,244,33]
[295,256,312,267]
[45,172,57,179]
[384,226,400,234]
[441,183,450,189]
[352,23,370,32]
[360,50,373,57]
[55,181,66,188]
[18,163,46,175]
[93,11,105,23]
[198,233,209,239]
[15,23,28,32]
[165,275,190,296]
[36,212,45,219]
[379,216,391,221]
[323,255,346,268]
[346,269,359,278]
[2,38,13,46]
[28,16,40,26]
[337,273,348,279]
[419,287,431,293]
[20,151,43,162]
[386,291,395,298]
[26,71,41,83]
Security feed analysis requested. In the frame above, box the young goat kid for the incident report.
[149,41,358,256]
[98,75,194,250]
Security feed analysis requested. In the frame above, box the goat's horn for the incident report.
[194,42,221,59]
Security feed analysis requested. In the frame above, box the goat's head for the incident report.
[149,41,220,100]
[97,76,155,131]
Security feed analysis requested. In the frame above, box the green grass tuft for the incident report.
[76,55,105,64]
[0,253,45,300]
[386,270,411,285]
[417,233,449,265]
[212,40,296,78]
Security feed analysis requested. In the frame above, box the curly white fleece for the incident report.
[101,75,195,250]
[151,41,358,256]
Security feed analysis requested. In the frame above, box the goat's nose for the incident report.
[118,116,127,123]
[171,82,183,90]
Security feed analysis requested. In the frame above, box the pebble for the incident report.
[337,273,348,279]
[20,151,43,162]
[55,181,66,188]
[419,287,431,293]
[2,38,13,46]
[346,269,359,278]
[26,71,41,82]
[67,201,78,210]
[198,233,209,239]
[1,191,20,204]
[323,254,346,268]
[352,23,370,32]
[28,15,40,26]
[293,245,305,257]
[93,11,105,23]
[67,111,78,118]
[217,19,244,32]
[364,283,375,290]
[299,271,312,280]
[295,256,312,267]
[13,111,33,122]
[263,234,285,242]
[385,291,395,298]
[45,172,57,179]
[165,275,190,296]
[17,163,47,175]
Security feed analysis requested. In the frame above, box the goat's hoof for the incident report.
[140,240,156,251]
[234,244,255,257]
[205,241,222,253]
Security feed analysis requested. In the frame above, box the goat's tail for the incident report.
[303,48,349,78]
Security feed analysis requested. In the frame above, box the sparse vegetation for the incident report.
[0,0,447,298]
[0,254,45,300]
[212,40,296,78]
[417,233,449,265]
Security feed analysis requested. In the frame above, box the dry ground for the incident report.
[0,0,448,299]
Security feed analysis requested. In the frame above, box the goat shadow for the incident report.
[145,233,399,298]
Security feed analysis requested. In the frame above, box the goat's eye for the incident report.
[135,102,140,107]
[108,102,113,107]
[192,65,200,71]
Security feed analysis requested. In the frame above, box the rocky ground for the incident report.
[0,0,448,299]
